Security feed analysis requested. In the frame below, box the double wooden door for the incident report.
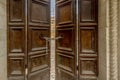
[7,0,98,80]
[56,0,98,80]
[7,0,50,80]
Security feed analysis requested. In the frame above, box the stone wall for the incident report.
[0,0,7,80]
[98,0,109,80]
[118,0,120,79]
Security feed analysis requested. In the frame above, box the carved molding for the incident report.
[109,0,118,80]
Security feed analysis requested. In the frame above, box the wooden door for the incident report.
[78,0,98,79]
[56,0,77,80]
[7,0,26,80]
[7,0,50,80]
[56,0,98,80]
[27,0,50,80]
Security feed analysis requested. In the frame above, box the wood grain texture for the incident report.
[7,0,50,80]
[56,0,77,80]
[78,0,98,79]
[7,0,25,80]
[28,0,50,80]
[56,0,98,80]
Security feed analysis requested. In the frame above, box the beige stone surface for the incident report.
[98,0,109,80]
[118,0,120,79]
[0,0,7,80]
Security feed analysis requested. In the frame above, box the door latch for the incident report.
[53,36,63,40]
[43,36,63,41]
[42,36,63,54]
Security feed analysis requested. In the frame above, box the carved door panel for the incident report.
[56,0,77,80]
[7,0,50,80]
[27,0,50,80]
[7,0,26,80]
[78,0,98,80]
[56,0,98,80]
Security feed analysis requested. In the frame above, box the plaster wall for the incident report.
[0,0,7,80]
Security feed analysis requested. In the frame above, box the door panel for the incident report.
[79,0,97,22]
[7,0,25,80]
[56,0,76,80]
[27,0,50,80]
[78,0,98,79]
[7,0,50,80]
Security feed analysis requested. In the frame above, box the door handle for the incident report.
[50,36,63,40]
[42,36,63,41]
[41,36,62,55]
[43,37,51,41]
[55,36,63,40]
[42,37,50,55]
